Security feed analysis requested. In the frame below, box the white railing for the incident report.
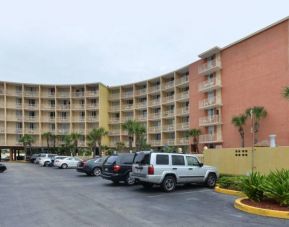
[108,130,120,136]
[176,138,189,145]
[199,115,221,126]
[163,139,175,145]
[123,105,134,110]
[163,125,175,131]
[110,106,120,111]
[57,117,70,122]
[110,118,120,123]
[176,122,189,130]
[163,110,174,117]
[136,115,147,121]
[72,92,85,98]
[149,100,160,106]
[135,88,147,96]
[86,90,99,97]
[199,134,222,143]
[177,91,189,100]
[148,126,161,133]
[122,92,133,98]
[163,81,174,90]
[24,91,38,97]
[199,97,222,109]
[135,102,147,109]
[198,78,221,92]
[163,96,174,103]
[150,140,161,146]
[198,59,221,75]
[87,116,98,122]
[109,94,120,100]
[57,105,70,110]
[149,113,161,120]
[43,105,55,110]
[25,129,39,134]
[149,85,160,93]
[57,129,70,135]
[25,104,38,109]
[25,116,38,122]
[57,92,70,98]
[176,76,189,85]
[87,104,98,109]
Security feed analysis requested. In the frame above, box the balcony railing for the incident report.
[162,81,174,90]
[57,117,70,122]
[198,59,222,76]
[24,91,38,97]
[123,105,134,110]
[122,92,133,99]
[163,139,175,145]
[109,141,120,147]
[87,116,98,122]
[57,105,70,110]
[199,134,222,144]
[163,96,175,103]
[148,126,161,133]
[176,138,189,145]
[86,90,99,97]
[87,104,98,109]
[57,129,70,135]
[0,127,5,133]
[110,106,120,112]
[136,115,147,121]
[25,104,38,109]
[149,85,160,93]
[73,117,85,122]
[175,76,189,86]
[6,91,22,96]
[199,115,221,126]
[176,122,189,130]
[109,94,120,100]
[6,128,23,134]
[110,118,120,123]
[108,130,120,136]
[199,97,222,109]
[57,92,70,98]
[163,125,175,132]
[198,78,222,92]
[25,116,38,122]
[149,100,160,106]
[7,104,22,109]
[121,117,133,122]
[176,91,189,100]
[135,102,147,109]
[25,129,38,134]
[72,104,85,110]
[72,92,85,98]
[149,113,161,120]
[135,88,147,96]
[163,110,174,118]
[150,140,161,146]
[42,105,55,110]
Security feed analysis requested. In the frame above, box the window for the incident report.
[186,156,200,166]
[134,153,150,165]
[117,154,135,164]
[172,155,185,166]
[156,155,169,165]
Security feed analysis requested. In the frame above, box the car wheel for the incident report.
[92,167,101,176]
[206,173,217,188]
[161,175,176,192]
[125,174,136,186]
[44,161,49,167]
[61,163,68,169]
[142,182,153,189]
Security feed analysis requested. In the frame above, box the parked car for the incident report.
[54,157,82,169]
[36,153,58,165]
[77,156,106,176]
[131,151,219,192]
[39,154,58,167]
[50,156,68,167]
[0,163,7,173]
[1,156,10,162]
[30,154,40,163]
[101,153,137,185]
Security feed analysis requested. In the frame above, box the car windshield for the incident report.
[105,156,118,164]
[134,152,150,165]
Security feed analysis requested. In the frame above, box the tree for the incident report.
[87,128,108,158]
[19,134,35,160]
[282,86,289,100]
[63,134,73,156]
[42,132,52,152]
[245,106,267,144]
[70,133,82,156]
[231,114,247,147]
[122,120,137,150]
[134,123,147,151]
[186,129,201,153]
[116,142,125,152]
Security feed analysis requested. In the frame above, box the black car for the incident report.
[101,153,137,185]
[0,163,7,173]
[77,156,106,176]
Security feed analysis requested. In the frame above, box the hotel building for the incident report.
[0,17,289,152]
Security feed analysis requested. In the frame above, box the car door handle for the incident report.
[172,168,177,170]
[188,168,193,170]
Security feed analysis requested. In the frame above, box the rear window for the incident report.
[56,157,66,160]
[134,153,150,165]
[156,155,169,165]
[172,155,185,165]
[105,156,118,164]
[116,154,135,164]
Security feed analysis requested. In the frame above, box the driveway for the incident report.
[0,163,288,227]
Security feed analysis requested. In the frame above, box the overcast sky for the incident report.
[0,0,288,86]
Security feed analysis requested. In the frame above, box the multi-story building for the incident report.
[0,16,289,153]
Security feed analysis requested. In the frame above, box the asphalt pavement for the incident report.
[0,163,288,227]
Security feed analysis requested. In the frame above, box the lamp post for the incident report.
[250,109,255,172]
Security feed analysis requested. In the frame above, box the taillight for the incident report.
[148,165,154,175]
[113,165,121,172]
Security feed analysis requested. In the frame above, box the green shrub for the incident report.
[262,169,289,207]
[218,176,245,191]
[241,172,265,202]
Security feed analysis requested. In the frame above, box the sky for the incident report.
[0,0,288,86]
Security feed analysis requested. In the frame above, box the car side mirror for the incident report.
[199,163,204,167]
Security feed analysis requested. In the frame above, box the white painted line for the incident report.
[147,189,210,198]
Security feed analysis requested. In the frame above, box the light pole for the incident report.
[250,109,255,172]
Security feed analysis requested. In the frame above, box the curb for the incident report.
[234,197,289,219]
[215,186,245,197]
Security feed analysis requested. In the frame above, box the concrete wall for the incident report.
[204,147,289,175]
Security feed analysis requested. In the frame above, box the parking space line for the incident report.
[146,189,210,198]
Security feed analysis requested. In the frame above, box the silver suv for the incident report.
[131,152,219,192]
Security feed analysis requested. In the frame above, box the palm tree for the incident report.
[19,134,35,159]
[186,128,201,153]
[70,133,82,156]
[282,86,289,100]
[134,123,146,151]
[63,134,73,155]
[42,132,52,152]
[246,106,267,144]
[87,128,108,158]
[122,120,136,150]
[231,114,247,147]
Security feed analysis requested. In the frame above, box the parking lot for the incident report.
[0,163,288,227]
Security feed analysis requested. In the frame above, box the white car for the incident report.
[36,153,57,165]
[39,155,67,167]
[54,157,82,169]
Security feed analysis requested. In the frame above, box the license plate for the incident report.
[105,168,108,171]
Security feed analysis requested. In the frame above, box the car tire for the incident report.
[44,161,49,167]
[61,163,68,169]
[92,167,101,176]
[142,182,153,189]
[125,174,136,186]
[161,175,176,192]
[206,173,217,188]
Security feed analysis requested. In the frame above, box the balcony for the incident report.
[135,88,147,96]
[176,122,189,130]
[25,128,38,134]
[7,104,22,109]
[57,117,70,122]
[42,105,55,110]
[198,59,222,76]
[163,139,175,145]
[87,116,98,122]
[46,92,55,98]
[6,128,23,134]
[163,125,175,132]
[135,102,147,109]
[86,90,99,97]
[109,141,120,147]
[198,78,222,93]
[176,91,189,100]
[121,92,133,99]
[123,104,134,110]
[57,105,70,110]
[108,130,120,136]
[149,113,161,120]
[57,129,70,135]
[109,94,120,100]
[199,134,223,144]
[57,92,70,98]
[176,76,189,86]
[163,96,174,104]
[72,91,85,98]
[199,97,222,109]
[121,116,133,123]
[73,117,85,122]
[0,127,5,133]
[149,99,160,106]
[199,115,221,127]
[6,91,22,96]
[149,85,160,93]
[148,126,161,133]
[42,117,55,122]
[162,81,174,90]
[163,110,174,118]
[25,116,38,122]
[150,140,161,146]
[136,115,147,121]
[176,138,189,145]
[72,104,85,110]
[24,91,38,97]
[0,89,5,95]
[25,104,38,110]
[110,118,120,124]
[87,104,99,110]
[110,106,120,112]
